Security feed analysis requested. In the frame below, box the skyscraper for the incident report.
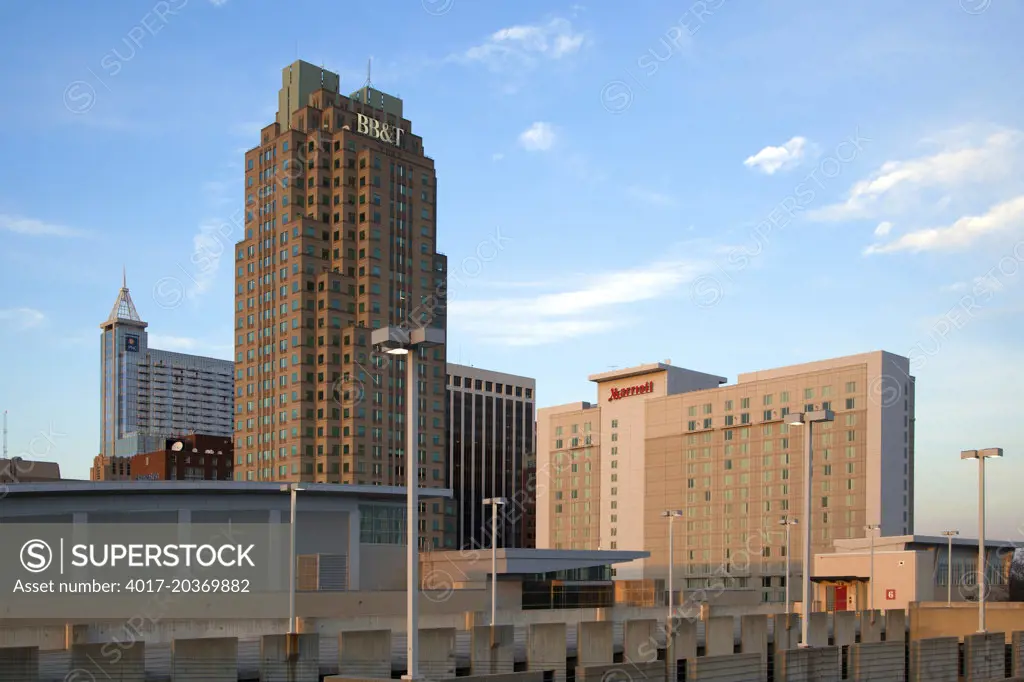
[99,276,233,461]
[234,61,451,549]
[446,363,535,550]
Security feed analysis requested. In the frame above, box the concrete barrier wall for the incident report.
[833,611,855,648]
[470,625,515,675]
[964,631,1005,682]
[805,612,828,647]
[420,627,457,680]
[0,646,39,682]
[909,636,958,682]
[622,619,658,664]
[885,608,906,643]
[528,622,566,682]
[849,640,905,680]
[1014,630,1024,677]
[860,610,882,643]
[739,614,767,679]
[260,634,319,682]
[577,621,613,667]
[338,629,391,679]
[70,642,145,682]
[577,660,665,682]
[170,637,237,682]
[689,652,761,681]
[910,602,1024,644]
[704,616,733,656]
[772,613,799,649]
[773,646,840,682]
[670,618,697,663]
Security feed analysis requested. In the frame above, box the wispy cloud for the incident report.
[456,17,587,70]
[627,186,679,207]
[0,308,46,330]
[209,0,229,5]
[743,136,808,175]
[0,214,89,238]
[449,255,709,346]
[519,122,556,152]
[865,195,1024,254]
[812,128,1023,221]
[873,221,893,237]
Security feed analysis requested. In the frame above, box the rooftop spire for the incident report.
[103,274,145,327]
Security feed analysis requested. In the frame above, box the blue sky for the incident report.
[1,0,1022,537]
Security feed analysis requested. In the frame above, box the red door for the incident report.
[834,585,848,611]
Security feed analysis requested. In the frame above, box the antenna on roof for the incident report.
[365,57,373,88]
[122,265,127,289]
[3,410,7,460]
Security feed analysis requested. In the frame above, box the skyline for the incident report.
[0,0,1022,538]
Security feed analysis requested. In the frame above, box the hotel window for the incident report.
[611,447,618,455]
[703,418,712,429]
[687,420,697,431]
[822,385,832,397]
[611,433,618,442]
[725,431,733,441]
[804,388,814,399]
[780,391,790,402]
[724,400,734,411]
[845,381,856,392]
[740,413,750,424]
[763,410,773,421]
[845,398,856,409]
[688,406,697,417]
[611,419,618,428]
[724,415,734,426]
[763,394,773,406]
[703,403,712,414]
[846,430,855,442]
[740,397,750,409]
[611,460,618,469]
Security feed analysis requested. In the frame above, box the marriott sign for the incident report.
[608,381,654,402]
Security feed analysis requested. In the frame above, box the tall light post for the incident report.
[662,509,683,678]
[960,448,1003,633]
[373,326,446,680]
[780,517,798,613]
[786,408,834,648]
[941,530,959,607]
[865,524,879,614]
[483,497,508,628]
[280,483,306,635]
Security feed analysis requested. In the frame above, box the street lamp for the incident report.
[786,408,834,648]
[279,483,306,635]
[372,325,446,681]
[941,530,959,607]
[483,497,508,628]
[960,448,1003,633]
[780,517,798,613]
[662,509,683,678]
[865,524,879,615]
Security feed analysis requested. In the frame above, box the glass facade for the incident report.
[359,504,406,544]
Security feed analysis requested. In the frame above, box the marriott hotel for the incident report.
[535,351,915,605]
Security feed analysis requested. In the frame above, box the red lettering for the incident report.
[607,381,655,401]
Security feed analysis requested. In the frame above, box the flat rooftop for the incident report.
[0,480,453,501]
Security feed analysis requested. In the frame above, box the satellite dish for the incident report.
[171,442,184,451]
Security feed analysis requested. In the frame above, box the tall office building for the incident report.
[99,277,233,460]
[446,364,535,550]
[234,61,451,549]
[536,351,915,604]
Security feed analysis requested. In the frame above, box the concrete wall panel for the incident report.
[576,621,613,668]
[0,646,39,682]
[260,633,319,682]
[470,625,515,675]
[909,636,959,682]
[170,637,237,682]
[849,640,905,680]
[419,627,457,680]
[338,629,391,679]
[528,622,567,682]
[70,642,145,682]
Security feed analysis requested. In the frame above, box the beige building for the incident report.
[813,534,1012,612]
[234,61,451,549]
[536,351,915,604]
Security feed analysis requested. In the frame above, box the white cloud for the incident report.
[209,0,229,6]
[873,221,893,237]
[456,17,587,70]
[449,256,708,346]
[627,186,678,207]
[812,129,1023,221]
[0,308,45,330]
[743,136,808,175]
[518,122,556,152]
[187,220,231,297]
[864,195,1024,254]
[0,214,88,238]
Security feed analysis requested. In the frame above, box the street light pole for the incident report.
[786,409,834,648]
[289,484,297,634]
[483,497,508,628]
[941,530,959,607]
[662,510,682,679]
[961,448,1002,633]
[780,517,798,613]
[372,325,446,681]
[865,524,879,614]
